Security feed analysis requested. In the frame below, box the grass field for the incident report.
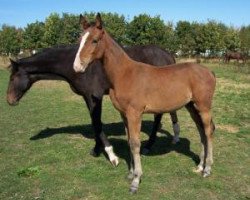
[0,62,249,200]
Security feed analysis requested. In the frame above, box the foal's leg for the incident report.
[142,114,162,154]
[126,110,142,193]
[185,103,206,173]
[199,110,214,177]
[120,113,134,179]
[84,96,118,166]
[170,111,180,144]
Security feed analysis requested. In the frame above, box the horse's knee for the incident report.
[129,138,141,153]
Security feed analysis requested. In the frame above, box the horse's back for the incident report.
[125,45,175,66]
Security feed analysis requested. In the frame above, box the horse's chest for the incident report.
[109,89,133,112]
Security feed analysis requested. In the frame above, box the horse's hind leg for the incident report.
[142,114,163,154]
[185,103,206,173]
[199,110,214,177]
[170,111,180,144]
[186,102,215,177]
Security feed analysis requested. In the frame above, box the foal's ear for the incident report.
[9,58,19,72]
[79,14,90,30]
[95,12,103,29]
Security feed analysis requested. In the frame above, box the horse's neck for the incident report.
[103,33,133,86]
[21,56,71,79]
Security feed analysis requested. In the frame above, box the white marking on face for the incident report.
[73,31,90,72]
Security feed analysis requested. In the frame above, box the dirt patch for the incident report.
[217,78,250,90]
[217,124,239,133]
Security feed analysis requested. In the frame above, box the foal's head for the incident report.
[7,59,32,105]
[73,13,105,73]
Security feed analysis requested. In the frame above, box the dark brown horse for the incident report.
[224,52,246,63]
[6,43,179,166]
[74,14,216,193]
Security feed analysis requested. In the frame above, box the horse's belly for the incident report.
[143,91,192,113]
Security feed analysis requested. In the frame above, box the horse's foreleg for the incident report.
[120,113,134,179]
[84,96,119,166]
[170,111,180,144]
[126,110,142,193]
[142,114,162,154]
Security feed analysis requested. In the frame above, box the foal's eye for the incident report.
[92,39,98,44]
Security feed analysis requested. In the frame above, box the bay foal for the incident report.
[74,14,216,193]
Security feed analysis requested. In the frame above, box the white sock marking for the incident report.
[105,146,119,166]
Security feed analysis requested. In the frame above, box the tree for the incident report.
[239,25,250,54]
[42,13,63,47]
[22,21,45,50]
[126,14,167,47]
[223,27,241,51]
[175,21,196,56]
[60,13,80,45]
[162,22,178,53]
[0,24,23,55]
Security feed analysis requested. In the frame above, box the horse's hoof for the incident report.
[141,148,150,155]
[193,165,203,173]
[203,167,211,177]
[110,156,119,167]
[129,187,138,194]
[203,172,210,178]
[89,148,101,157]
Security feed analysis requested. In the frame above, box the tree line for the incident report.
[0,12,250,57]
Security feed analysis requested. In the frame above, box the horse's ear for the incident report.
[9,58,19,71]
[95,13,103,29]
[79,14,90,30]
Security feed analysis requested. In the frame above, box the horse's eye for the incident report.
[92,39,98,44]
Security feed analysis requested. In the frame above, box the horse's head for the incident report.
[7,59,32,105]
[73,13,105,73]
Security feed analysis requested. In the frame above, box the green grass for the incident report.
[0,63,249,200]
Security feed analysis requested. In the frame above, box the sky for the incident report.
[0,0,249,28]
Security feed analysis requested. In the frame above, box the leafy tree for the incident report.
[162,22,178,53]
[223,27,241,51]
[22,21,45,50]
[175,21,196,56]
[0,24,23,55]
[239,25,250,54]
[42,13,63,47]
[60,13,80,44]
[126,14,167,47]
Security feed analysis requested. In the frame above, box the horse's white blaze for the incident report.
[73,31,90,72]
[105,146,119,166]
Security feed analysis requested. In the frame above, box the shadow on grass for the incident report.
[30,120,199,167]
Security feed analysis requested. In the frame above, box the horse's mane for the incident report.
[17,44,78,63]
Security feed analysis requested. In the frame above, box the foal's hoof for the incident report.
[202,171,210,178]
[129,187,138,194]
[202,167,211,177]
[141,148,150,155]
[89,148,101,157]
